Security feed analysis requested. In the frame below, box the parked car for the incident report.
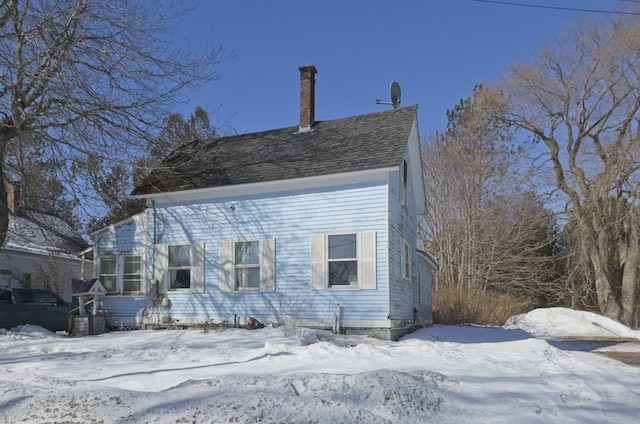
[0,288,75,332]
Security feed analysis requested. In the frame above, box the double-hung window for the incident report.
[220,239,275,293]
[234,241,260,290]
[328,234,358,286]
[99,253,142,295]
[168,244,192,290]
[123,255,142,293]
[311,231,376,290]
[99,256,117,294]
[154,243,205,293]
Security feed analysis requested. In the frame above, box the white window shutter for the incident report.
[359,231,377,290]
[219,240,234,292]
[260,238,276,292]
[191,242,205,293]
[310,234,326,290]
[153,244,168,293]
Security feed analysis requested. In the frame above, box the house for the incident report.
[92,65,434,340]
[0,181,92,301]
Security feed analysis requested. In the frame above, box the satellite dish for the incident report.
[390,81,401,109]
[376,81,402,109]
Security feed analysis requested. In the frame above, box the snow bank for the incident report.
[506,307,640,340]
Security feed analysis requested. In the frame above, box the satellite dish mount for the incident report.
[376,81,402,109]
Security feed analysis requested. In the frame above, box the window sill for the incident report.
[327,285,361,291]
[167,288,192,294]
[234,288,261,293]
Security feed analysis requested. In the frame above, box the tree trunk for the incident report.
[0,155,7,248]
[620,233,639,327]
[590,249,623,322]
[587,217,623,322]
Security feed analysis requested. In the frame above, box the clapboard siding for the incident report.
[388,147,420,320]
[140,180,390,325]
[99,296,151,329]
[95,214,147,255]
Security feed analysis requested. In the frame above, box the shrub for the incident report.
[433,283,533,326]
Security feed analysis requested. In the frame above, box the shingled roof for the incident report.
[6,209,89,257]
[133,105,417,196]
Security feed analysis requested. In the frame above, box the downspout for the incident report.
[333,303,341,334]
[151,200,158,298]
[152,200,157,247]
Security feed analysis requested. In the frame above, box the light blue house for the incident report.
[92,65,434,340]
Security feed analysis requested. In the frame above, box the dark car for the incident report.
[0,288,75,332]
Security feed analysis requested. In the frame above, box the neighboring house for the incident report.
[92,65,434,340]
[0,181,92,301]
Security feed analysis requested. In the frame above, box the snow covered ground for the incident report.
[1,307,639,423]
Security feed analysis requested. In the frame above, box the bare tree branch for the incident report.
[500,14,640,326]
[0,0,222,245]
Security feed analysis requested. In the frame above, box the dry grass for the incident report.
[598,351,640,367]
[433,283,534,326]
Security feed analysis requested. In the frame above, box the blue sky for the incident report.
[176,0,625,136]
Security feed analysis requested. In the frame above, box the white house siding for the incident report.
[94,214,151,327]
[387,148,420,323]
[95,214,148,255]
[145,180,390,328]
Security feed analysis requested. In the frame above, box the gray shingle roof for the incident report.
[5,210,89,256]
[133,105,417,195]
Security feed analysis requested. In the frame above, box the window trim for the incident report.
[234,240,261,292]
[154,242,205,294]
[401,237,411,281]
[167,244,193,292]
[327,233,359,288]
[98,252,143,295]
[220,238,275,293]
[98,255,118,294]
[122,254,143,294]
[311,231,376,291]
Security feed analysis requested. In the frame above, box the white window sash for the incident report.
[220,239,275,293]
[154,243,204,294]
[311,231,376,290]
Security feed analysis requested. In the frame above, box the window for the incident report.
[31,289,60,304]
[99,256,117,294]
[311,231,376,290]
[99,253,143,295]
[235,241,260,290]
[401,159,409,207]
[123,255,142,293]
[401,238,411,280]
[220,239,275,293]
[154,243,205,293]
[168,245,192,290]
[328,234,358,286]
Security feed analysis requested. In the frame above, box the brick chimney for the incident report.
[298,65,317,132]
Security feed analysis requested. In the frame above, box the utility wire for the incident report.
[471,0,640,15]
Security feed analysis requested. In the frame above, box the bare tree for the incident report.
[0,0,221,245]
[422,86,559,303]
[88,106,218,229]
[500,14,640,326]
[5,132,77,219]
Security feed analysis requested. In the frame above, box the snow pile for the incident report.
[506,307,640,340]
[1,307,639,423]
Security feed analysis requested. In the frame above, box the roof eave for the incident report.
[134,167,397,204]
